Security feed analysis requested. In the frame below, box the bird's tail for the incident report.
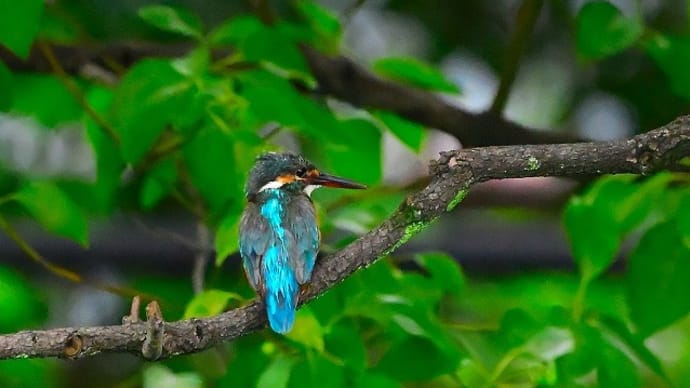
[263,247,299,334]
[266,287,298,334]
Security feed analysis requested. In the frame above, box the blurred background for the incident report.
[0,0,689,387]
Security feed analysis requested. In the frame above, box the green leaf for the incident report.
[214,212,242,266]
[414,252,465,297]
[558,322,639,386]
[182,125,241,218]
[372,56,460,93]
[597,339,641,387]
[142,365,202,388]
[320,118,382,186]
[240,69,337,140]
[489,320,574,386]
[324,322,367,372]
[83,86,123,213]
[10,74,82,127]
[326,191,406,235]
[557,324,602,381]
[286,307,324,352]
[0,266,45,332]
[0,0,44,58]
[376,111,426,152]
[241,71,308,130]
[354,373,400,388]
[220,336,270,387]
[243,23,309,73]
[610,173,672,233]
[374,336,458,381]
[172,46,210,78]
[627,221,690,336]
[645,33,690,101]
[676,193,690,247]
[598,315,667,380]
[288,355,345,388]
[583,174,671,234]
[257,356,295,388]
[208,15,263,46]
[111,59,193,163]
[497,308,543,348]
[183,289,242,319]
[13,181,88,245]
[0,359,55,388]
[138,5,202,39]
[521,327,574,361]
[140,157,177,209]
[575,1,642,59]
[296,0,341,48]
[456,359,487,388]
[37,8,79,44]
[563,197,620,281]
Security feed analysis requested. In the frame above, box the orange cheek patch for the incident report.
[306,169,319,177]
[277,175,296,184]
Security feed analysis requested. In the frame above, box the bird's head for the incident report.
[245,152,366,200]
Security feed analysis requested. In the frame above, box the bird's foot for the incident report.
[298,283,312,300]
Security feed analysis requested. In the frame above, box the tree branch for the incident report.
[299,45,582,146]
[1,115,689,360]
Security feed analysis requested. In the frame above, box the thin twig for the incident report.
[0,215,155,300]
[133,217,200,252]
[37,41,121,143]
[489,0,543,115]
[192,222,211,294]
[341,0,368,25]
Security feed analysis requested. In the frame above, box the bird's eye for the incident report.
[296,168,307,177]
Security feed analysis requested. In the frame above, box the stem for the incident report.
[490,0,544,115]
[485,346,525,387]
[572,274,590,322]
[192,222,211,294]
[0,215,154,300]
[37,41,121,144]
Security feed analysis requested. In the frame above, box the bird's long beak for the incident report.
[307,173,367,189]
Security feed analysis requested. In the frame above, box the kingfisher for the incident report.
[239,152,366,333]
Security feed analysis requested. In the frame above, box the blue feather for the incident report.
[263,245,298,333]
[260,190,299,333]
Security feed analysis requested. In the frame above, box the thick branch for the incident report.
[0,115,689,360]
[300,45,582,146]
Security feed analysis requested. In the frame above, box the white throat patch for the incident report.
[257,180,285,193]
[303,185,321,196]
[257,180,320,196]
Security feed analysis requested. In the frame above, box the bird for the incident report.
[239,152,366,333]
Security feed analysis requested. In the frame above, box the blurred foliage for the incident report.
[372,56,461,93]
[0,0,689,387]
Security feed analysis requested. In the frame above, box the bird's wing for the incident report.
[239,202,271,294]
[286,196,320,284]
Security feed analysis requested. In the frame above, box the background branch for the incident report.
[0,115,688,361]
[300,45,582,146]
